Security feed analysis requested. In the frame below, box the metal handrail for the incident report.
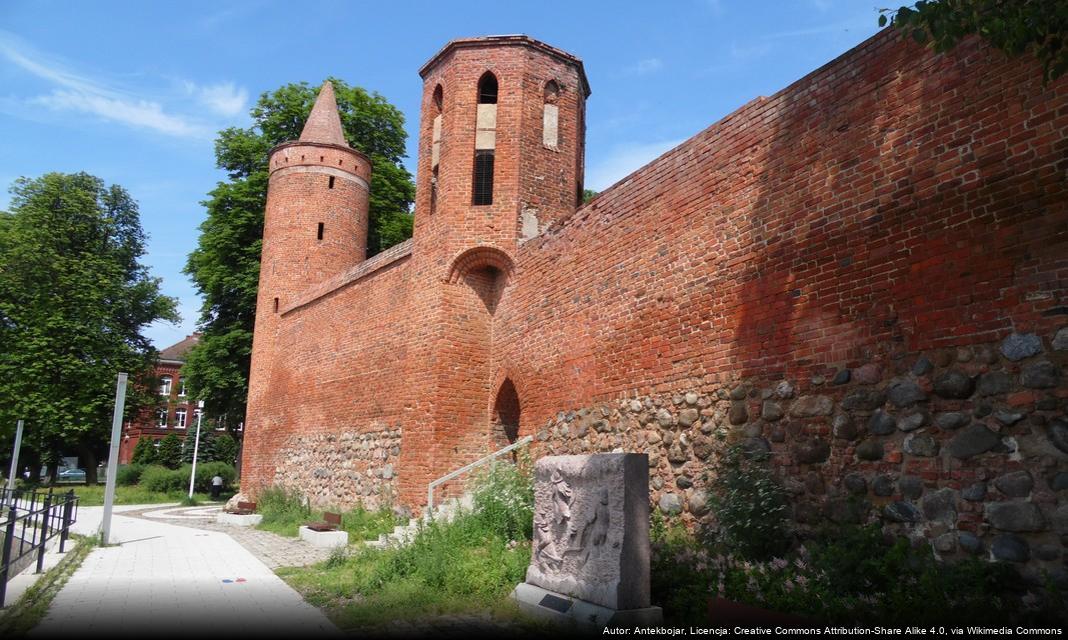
[426,435,533,517]
[0,487,79,607]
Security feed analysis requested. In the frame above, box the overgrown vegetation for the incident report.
[278,460,535,631]
[254,486,400,541]
[706,443,790,560]
[0,534,98,635]
[650,519,1065,625]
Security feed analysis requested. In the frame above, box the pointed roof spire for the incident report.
[299,81,348,147]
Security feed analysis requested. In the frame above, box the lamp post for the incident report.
[100,372,128,546]
[187,400,204,500]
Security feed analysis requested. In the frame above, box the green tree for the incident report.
[212,432,239,465]
[582,189,599,204]
[183,80,415,424]
[0,173,178,483]
[131,437,157,465]
[881,0,1068,83]
[156,433,183,470]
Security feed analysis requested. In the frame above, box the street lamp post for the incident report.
[187,400,204,500]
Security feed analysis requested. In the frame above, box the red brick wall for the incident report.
[497,31,1066,428]
[241,28,1067,537]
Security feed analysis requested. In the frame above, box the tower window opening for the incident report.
[317,222,324,240]
[273,297,279,313]
[328,176,335,189]
[477,72,498,104]
[472,150,494,205]
[433,84,443,112]
[431,166,439,214]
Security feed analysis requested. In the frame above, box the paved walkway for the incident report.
[122,505,333,568]
[31,506,339,636]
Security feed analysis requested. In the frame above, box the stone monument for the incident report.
[511,453,662,627]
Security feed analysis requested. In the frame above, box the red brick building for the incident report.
[118,334,202,464]
[242,32,1068,569]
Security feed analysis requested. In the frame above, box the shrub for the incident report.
[130,437,156,465]
[115,464,145,486]
[156,434,183,469]
[190,462,236,493]
[213,433,239,465]
[706,442,790,560]
[469,454,533,541]
[139,465,185,493]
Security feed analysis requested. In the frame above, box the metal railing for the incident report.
[0,487,79,607]
[426,435,533,517]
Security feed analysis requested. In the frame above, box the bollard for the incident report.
[59,490,75,553]
[36,492,52,574]
[1,506,17,608]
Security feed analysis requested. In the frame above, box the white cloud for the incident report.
[31,90,212,138]
[0,29,242,139]
[586,138,686,192]
[194,82,248,117]
[626,58,664,76]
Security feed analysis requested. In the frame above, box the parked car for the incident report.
[57,468,86,483]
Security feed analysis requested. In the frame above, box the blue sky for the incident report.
[0,1,883,349]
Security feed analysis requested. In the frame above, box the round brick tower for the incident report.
[244,82,371,490]
[260,81,372,312]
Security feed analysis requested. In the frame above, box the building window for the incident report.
[156,408,168,427]
[543,80,560,150]
[472,150,495,206]
[477,72,498,104]
[159,375,172,396]
[473,73,497,205]
[431,84,443,215]
[178,379,187,397]
[175,408,187,429]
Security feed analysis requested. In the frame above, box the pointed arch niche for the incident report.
[491,378,521,448]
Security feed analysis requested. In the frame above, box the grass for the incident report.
[57,483,233,507]
[253,486,400,541]
[0,534,97,636]
[278,511,534,631]
[274,461,539,633]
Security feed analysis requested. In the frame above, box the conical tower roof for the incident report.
[299,81,348,147]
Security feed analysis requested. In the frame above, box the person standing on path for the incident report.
[211,474,224,499]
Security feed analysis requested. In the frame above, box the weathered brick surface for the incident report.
[242,32,1068,569]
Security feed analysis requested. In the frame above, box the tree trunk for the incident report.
[80,442,98,485]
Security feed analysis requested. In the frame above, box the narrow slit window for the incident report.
[273,297,279,313]
[317,222,324,240]
[477,72,498,104]
[328,176,335,189]
[472,150,494,205]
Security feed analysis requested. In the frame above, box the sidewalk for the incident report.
[30,506,340,636]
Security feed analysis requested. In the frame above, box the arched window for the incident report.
[543,80,560,150]
[477,72,498,104]
[473,72,498,205]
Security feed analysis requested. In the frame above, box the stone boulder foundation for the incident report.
[512,453,662,627]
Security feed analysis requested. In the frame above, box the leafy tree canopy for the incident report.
[183,80,415,423]
[0,173,178,476]
[881,0,1068,83]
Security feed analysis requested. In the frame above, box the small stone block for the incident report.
[298,526,349,549]
[216,513,263,527]
[510,582,663,629]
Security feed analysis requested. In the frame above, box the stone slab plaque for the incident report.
[524,453,650,610]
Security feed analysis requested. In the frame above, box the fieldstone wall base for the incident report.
[510,582,663,629]
[216,513,262,527]
[273,427,401,510]
[298,526,348,549]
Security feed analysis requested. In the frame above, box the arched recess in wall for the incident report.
[491,378,520,448]
[445,246,514,314]
[430,84,443,215]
